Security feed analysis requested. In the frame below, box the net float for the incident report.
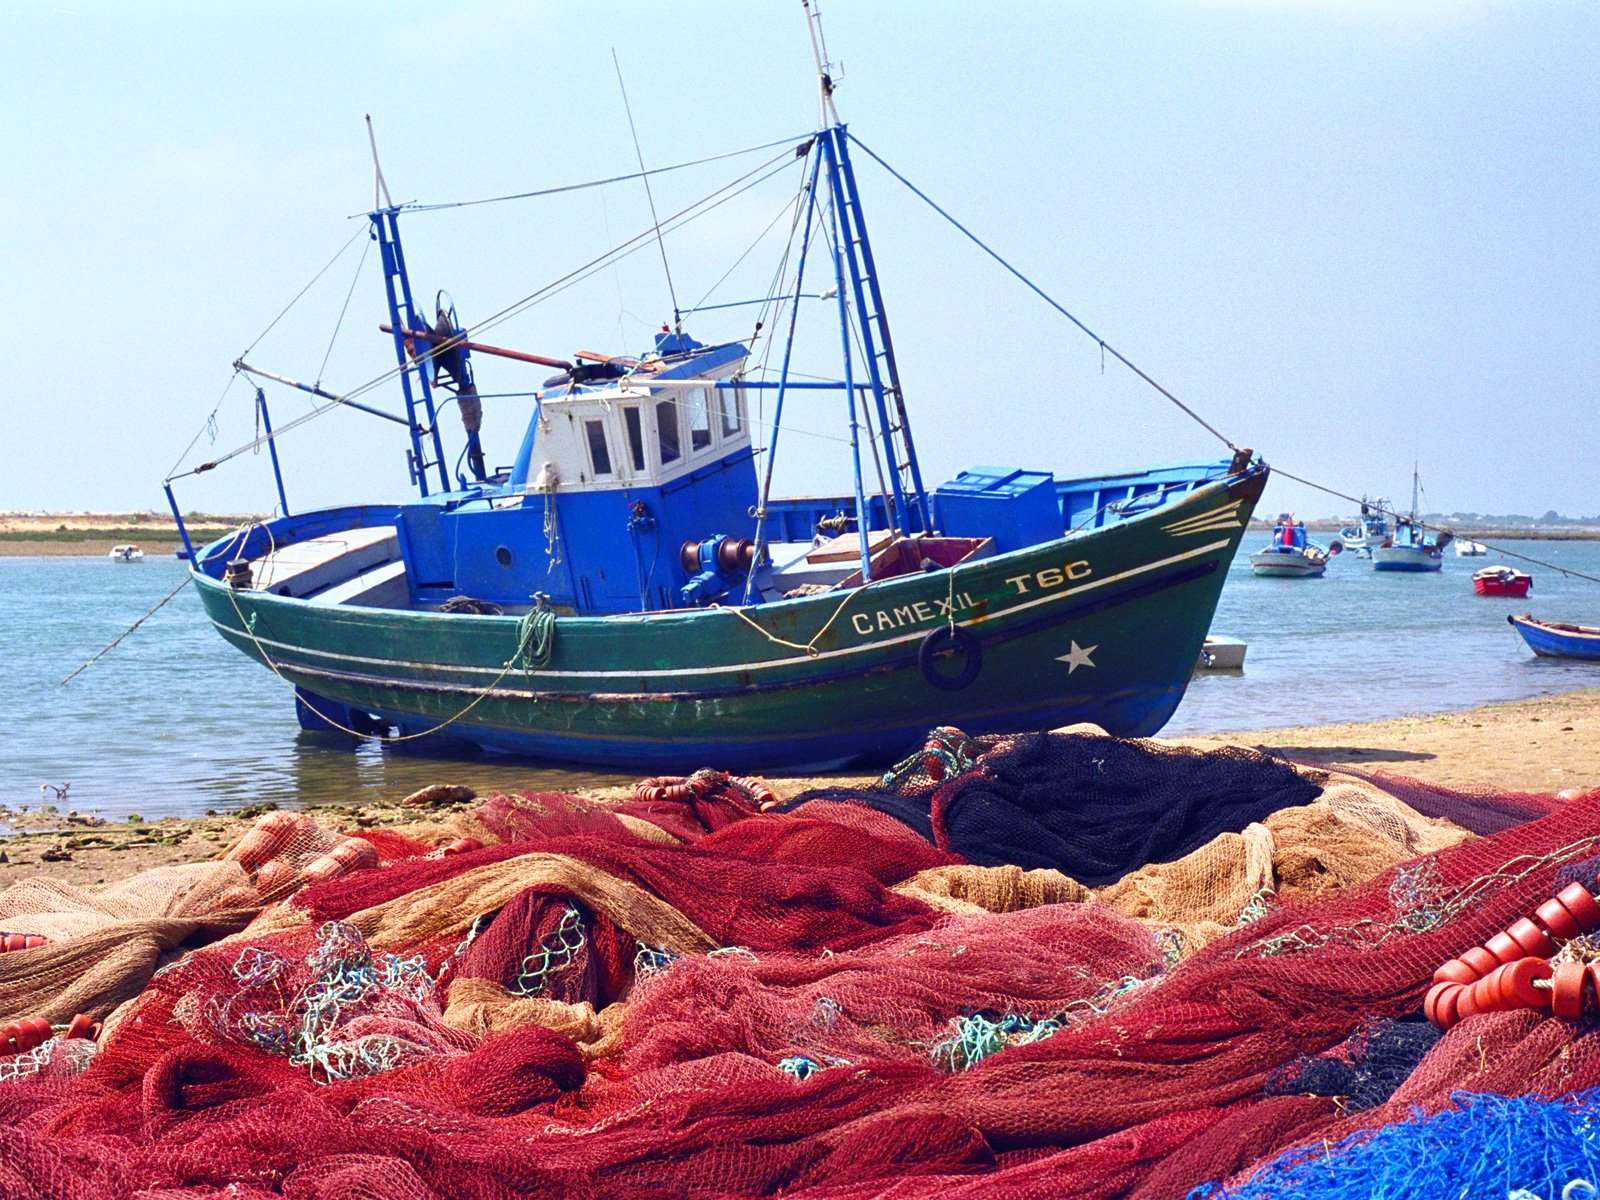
[1484,932,1524,966]
[1555,883,1600,933]
[1534,897,1584,941]
[1550,961,1589,1019]
[1458,946,1501,978]
[1432,958,1482,986]
[1505,918,1557,959]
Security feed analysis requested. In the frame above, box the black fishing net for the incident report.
[788,729,1325,886]
[1264,1018,1444,1112]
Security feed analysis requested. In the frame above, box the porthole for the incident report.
[495,545,514,568]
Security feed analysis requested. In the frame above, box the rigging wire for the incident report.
[683,164,813,321]
[847,133,1241,454]
[238,226,368,362]
[167,226,367,478]
[612,48,681,330]
[397,132,812,213]
[315,229,374,389]
[168,150,802,483]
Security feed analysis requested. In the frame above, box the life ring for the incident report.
[918,626,982,691]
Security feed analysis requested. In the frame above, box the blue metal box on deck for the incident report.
[934,467,1060,553]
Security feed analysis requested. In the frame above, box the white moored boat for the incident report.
[1249,516,1337,577]
[1455,539,1487,556]
[109,544,145,563]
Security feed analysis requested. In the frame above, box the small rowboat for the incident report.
[1473,566,1531,598]
[1508,614,1600,661]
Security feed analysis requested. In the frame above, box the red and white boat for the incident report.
[1473,566,1532,597]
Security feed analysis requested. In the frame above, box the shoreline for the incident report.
[4,687,1595,890]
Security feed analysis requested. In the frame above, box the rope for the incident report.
[1271,466,1600,588]
[59,575,193,686]
[515,609,556,670]
[220,565,551,744]
[510,906,585,997]
[847,133,1240,453]
[717,583,866,657]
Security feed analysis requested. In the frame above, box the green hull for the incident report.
[194,467,1266,770]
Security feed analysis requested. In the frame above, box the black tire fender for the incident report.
[918,625,982,691]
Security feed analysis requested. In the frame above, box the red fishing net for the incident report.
[0,731,1594,1198]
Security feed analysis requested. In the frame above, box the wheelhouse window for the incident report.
[623,406,646,472]
[719,384,744,437]
[686,387,712,453]
[584,419,612,477]
[656,399,681,465]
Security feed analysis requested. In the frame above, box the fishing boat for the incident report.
[1473,566,1532,598]
[1248,515,1337,577]
[1508,614,1600,661]
[1372,469,1451,572]
[165,14,1269,770]
[109,544,145,563]
[1338,497,1389,559]
[1455,539,1488,557]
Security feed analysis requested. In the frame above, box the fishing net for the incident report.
[789,730,1326,884]
[4,729,1595,1199]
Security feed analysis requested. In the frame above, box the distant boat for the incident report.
[1508,614,1600,661]
[109,544,145,563]
[1195,635,1247,670]
[1473,566,1531,597]
[1248,515,1338,577]
[1372,468,1451,572]
[1339,496,1389,559]
[1455,539,1488,556]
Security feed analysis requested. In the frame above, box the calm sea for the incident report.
[3,541,1598,820]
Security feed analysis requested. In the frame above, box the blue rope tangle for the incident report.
[212,921,440,1083]
[1190,1089,1600,1200]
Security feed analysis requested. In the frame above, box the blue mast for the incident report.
[805,1,930,546]
[371,209,451,497]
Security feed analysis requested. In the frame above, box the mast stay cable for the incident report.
[846,134,1241,455]
[168,150,804,484]
[612,48,682,332]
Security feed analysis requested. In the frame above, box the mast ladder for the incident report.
[827,128,931,533]
[371,210,450,497]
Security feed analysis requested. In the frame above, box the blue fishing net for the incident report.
[1190,1089,1600,1200]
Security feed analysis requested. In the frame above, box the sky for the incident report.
[5,0,1598,522]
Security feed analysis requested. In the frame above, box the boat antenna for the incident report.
[365,114,394,210]
[802,0,842,127]
[611,49,682,335]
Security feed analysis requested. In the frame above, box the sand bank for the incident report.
[4,688,1596,891]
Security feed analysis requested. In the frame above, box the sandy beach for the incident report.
[4,687,1594,891]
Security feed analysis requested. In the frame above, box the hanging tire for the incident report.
[918,626,982,691]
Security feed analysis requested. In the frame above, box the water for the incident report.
[1170,539,1600,735]
[2,544,1598,820]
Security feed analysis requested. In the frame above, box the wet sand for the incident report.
[4,688,1596,891]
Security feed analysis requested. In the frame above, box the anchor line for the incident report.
[1271,466,1600,588]
[59,575,194,686]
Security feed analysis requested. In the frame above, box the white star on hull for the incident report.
[1056,640,1098,674]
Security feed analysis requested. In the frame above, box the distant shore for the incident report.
[4,688,1596,890]
[0,512,258,558]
